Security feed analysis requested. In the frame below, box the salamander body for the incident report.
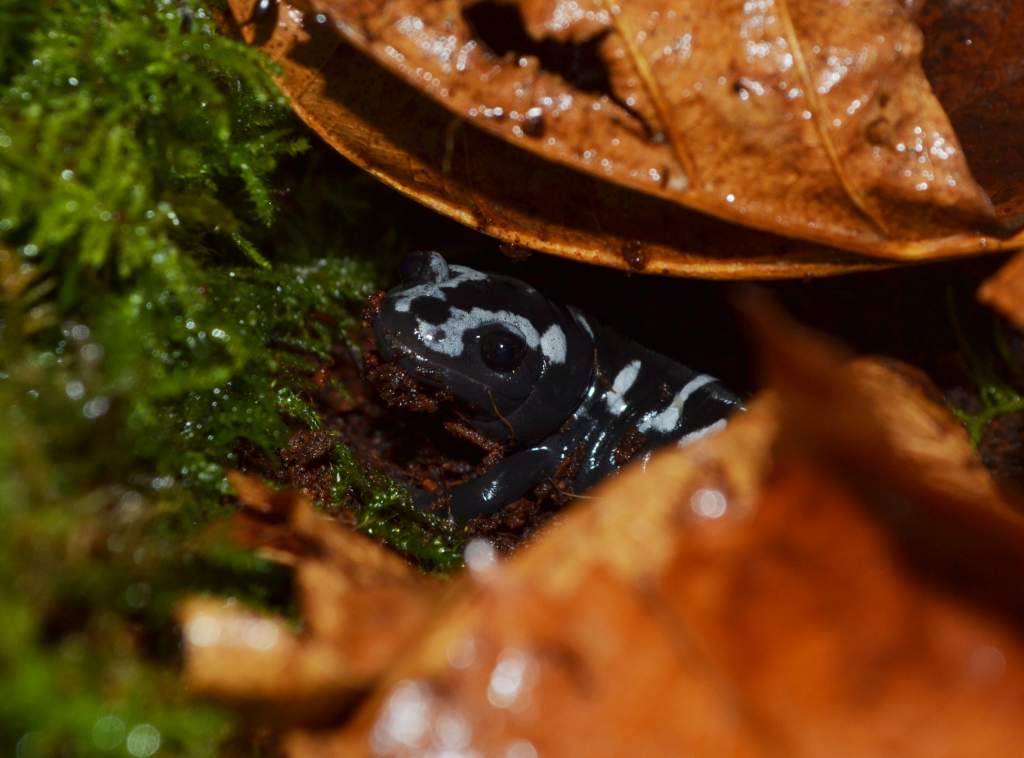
[371,251,742,520]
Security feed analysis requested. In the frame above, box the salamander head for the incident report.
[371,251,594,446]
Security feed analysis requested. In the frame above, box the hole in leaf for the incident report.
[462,1,651,135]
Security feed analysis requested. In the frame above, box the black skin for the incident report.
[372,252,743,521]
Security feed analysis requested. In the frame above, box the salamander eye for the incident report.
[480,331,526,373]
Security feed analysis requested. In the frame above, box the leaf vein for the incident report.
[599,0,700,190]
[776,0,890,236]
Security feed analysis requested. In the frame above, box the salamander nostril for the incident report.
[399,250,450,285]
[413,297,451,325]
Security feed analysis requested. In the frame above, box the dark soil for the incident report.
[981,412,1024,494]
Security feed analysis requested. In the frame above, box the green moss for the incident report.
[0,0,304,282]
[945,288,1024,445]
[0,1,463,754]
[102,257,371,476]
[329,445,465,573]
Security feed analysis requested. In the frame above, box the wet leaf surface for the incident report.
[183,301,1024,755]
[227,0,1024,277]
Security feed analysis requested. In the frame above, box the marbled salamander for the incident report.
[371,251,742,520]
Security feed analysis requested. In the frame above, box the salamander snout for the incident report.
[373,251,451,362]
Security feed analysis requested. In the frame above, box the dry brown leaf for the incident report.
[179,597,364,724]
[227,0,1023,277]
[182,474,442,719]
[739,294,1013,512]
[227,0,880,278]
[979,250,1024,330]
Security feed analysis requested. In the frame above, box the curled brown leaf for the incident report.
[179,597,363,724]
[182,474,441,722]
[979,250,1024,330]
[229,0,1024,277]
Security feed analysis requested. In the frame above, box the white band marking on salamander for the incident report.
[637,374,716,434]
[570,308,594,339]
[676,418,727,446]
[540,324,567,364]
[415,306,567,364]
[393,265,488,313]
[604,360,642,416]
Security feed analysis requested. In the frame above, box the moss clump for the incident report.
[105,257,374,489]
[329,444,464,571]
[946,289,1024,445]
[1,2,463,754]
[0,0,303,280]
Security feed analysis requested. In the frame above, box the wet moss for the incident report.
[0,1,463,754]
[329,444,465,573]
